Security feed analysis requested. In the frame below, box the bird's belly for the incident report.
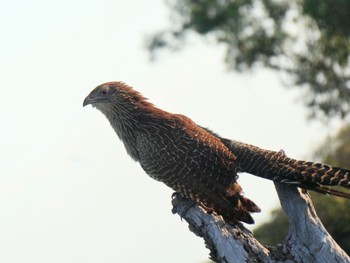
[137,139,195,186]
[139,150,185,184]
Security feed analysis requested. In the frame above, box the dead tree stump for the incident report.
[172,182,350,263]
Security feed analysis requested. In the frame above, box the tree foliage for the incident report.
[149,0,350,119]
[254,124,350,254]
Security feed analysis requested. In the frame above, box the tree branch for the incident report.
[275,182,350,263]
[171,183,350,263]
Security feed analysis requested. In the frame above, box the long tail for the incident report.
[223,140,350,199]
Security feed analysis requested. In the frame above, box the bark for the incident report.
[171,183,350,263]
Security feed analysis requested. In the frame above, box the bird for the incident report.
[83,81,350,224]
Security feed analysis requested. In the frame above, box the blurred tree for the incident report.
[148,0,350,119]
[253,207,288,245]
[254,124,350,254]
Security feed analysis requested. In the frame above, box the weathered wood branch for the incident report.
[171,183,350,263]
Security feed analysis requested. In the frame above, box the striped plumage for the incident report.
[83,81,350,224]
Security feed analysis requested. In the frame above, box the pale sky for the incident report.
[0,1,336,262]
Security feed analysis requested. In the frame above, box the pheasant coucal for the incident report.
[83,81,350,224]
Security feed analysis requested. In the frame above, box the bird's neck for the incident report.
[102,102,164,161]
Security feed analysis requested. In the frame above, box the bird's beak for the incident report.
[83,96,91,107]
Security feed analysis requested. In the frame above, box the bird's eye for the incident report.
[100,90,107,95]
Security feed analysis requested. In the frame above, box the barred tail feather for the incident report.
[223,139,350,199]
[291,160,350,188]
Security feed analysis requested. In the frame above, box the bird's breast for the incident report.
[137,131,192,184]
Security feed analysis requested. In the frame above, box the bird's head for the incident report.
[84,81,129,108]
[83,81,152,113]
[83,81,154,160]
